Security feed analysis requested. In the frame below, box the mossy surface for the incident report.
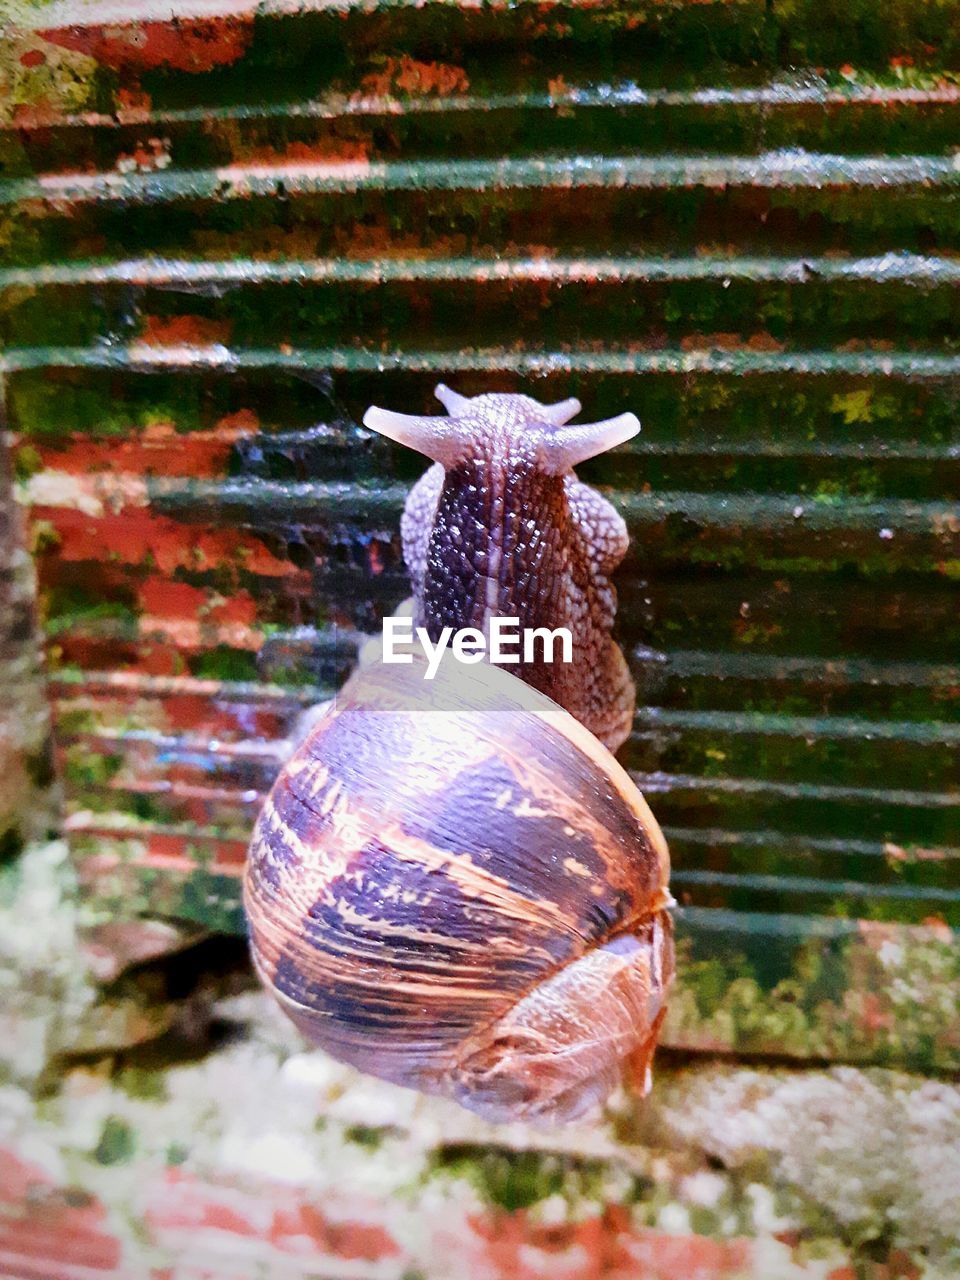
[1,842,958,1278]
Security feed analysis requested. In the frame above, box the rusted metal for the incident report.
[0,426,55,856]
[1,0,958,1076]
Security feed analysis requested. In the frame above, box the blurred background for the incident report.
[1,0,958,1275]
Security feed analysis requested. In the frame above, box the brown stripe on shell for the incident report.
[339,644,666,892]
[244,738,375,974]
[476,727,664,910]
[528,699,670,891]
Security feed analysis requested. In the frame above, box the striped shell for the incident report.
[244,651,673,1123]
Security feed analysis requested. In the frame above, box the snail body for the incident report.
[245,388,674,1123]
[245,649,673,1123]
[367,385,639,752]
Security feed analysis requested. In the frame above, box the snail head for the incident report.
[363,385,640,476]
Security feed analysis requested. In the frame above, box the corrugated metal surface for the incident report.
[3,0,959,1068]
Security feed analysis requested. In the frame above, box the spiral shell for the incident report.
[244,652,673,1123]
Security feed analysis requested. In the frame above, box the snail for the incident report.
[244,389,673,1124]
[369,384,639,753]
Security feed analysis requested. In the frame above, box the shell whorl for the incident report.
[244,653,671,1109]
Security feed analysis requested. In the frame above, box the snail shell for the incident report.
[245,647,673,1124]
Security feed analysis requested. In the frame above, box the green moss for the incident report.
[811,479,845,506]
[126,793,170,825]
[62,746,123,791]
[189,647,260,682]
[831,390,877,426]
[428,1144,607,1212]
[0,33,99,125]
[668,923,960,1069]
[9,372,210,440]
[174,868,246,934]
[43,583,139,635]
[29,521,61,556]
[92,1115,136,1166]
[54,706,98,735]
[10,377,134,440]
[23,747,55,792]
[11,443,42,481]
[117,1067,169,1103]
[344,1124,394,1149]
[0,827,25,866]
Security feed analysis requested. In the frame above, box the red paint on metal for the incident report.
[51,633,185,676]
[141,315,234,347]
[33,506,297,576]
[11,100,64,130]
[245,139,372,166]
[75,834,248,872]
[621,1231,755,1280]
[116,86,153,124]
[135,644,187,675]
[139,577,257,628]
[40,19,252,73]
[463,1207,753,1280]
[0,1147,124,1276]
[360,56,470,98]
[144,1167,402,1264]
[857,993,895,1033]
[58,686,291,742]
[33,419,256,478]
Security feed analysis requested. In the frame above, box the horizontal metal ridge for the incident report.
[5,251,960,290]
[63,809,960,900]
[61,816,960,871]
[6,344,960,379]
[675,911,960,952]
[62,704,956,758]
[64,812,248,844]
[190,421,959,463]
[664,824,960,861]
[629,441,960,461]
[636,706,958,745]
[673,905,953,940]
[13,0,668,29]
[51,649,958,697]
[639,649,960,689]
[4,152,958,210]
[672,868,960,903]
[63,726,290,762]
[91,769,959,818]
[8,80,960,133]
[50,669,331,705]
[14,411,960,466]
[138,475,960,536]
[633,771,960,809]
[94,778,265,805]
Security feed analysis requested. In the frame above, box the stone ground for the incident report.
[1,840,958,1280]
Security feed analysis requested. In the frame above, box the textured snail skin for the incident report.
[371,389,638,753]
[245,651,674,1124]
